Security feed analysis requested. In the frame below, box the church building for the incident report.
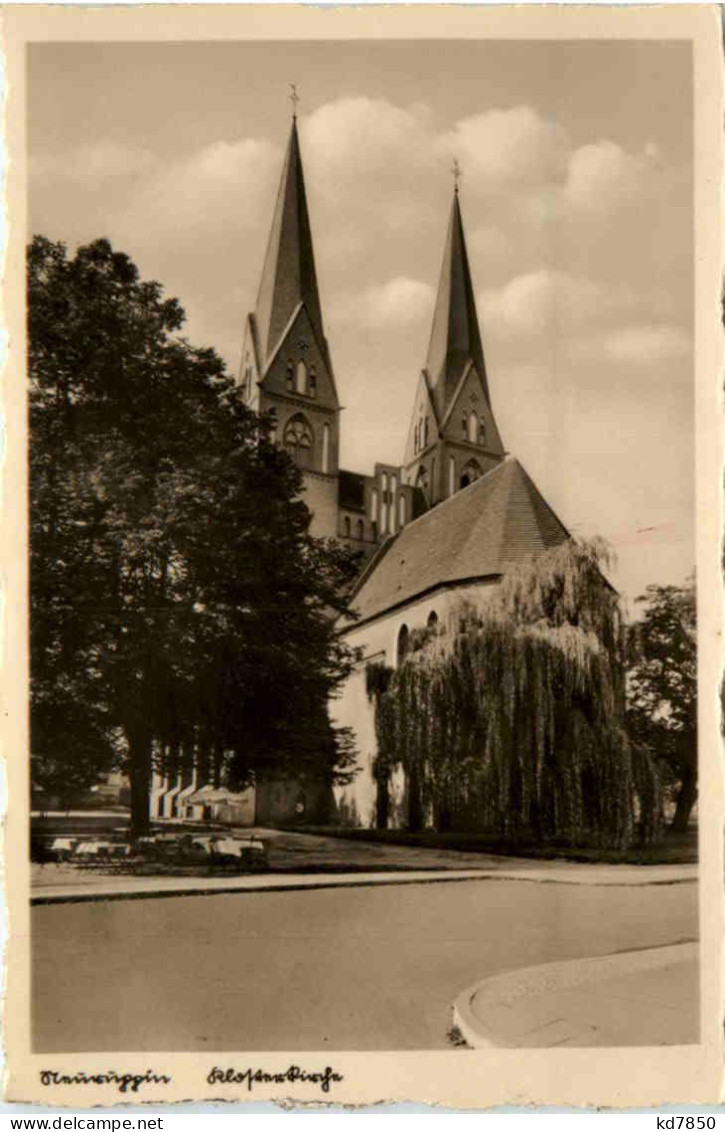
[239,114,571,829]
[150,111,571,828]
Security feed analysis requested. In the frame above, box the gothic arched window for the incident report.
[468,411,479,445]
[284,414,313,469]
[344,516,351,538]
[389,474,398,533]
[295,360,307,395]
[322,423,331,474]
[356,519,364,541]
[460,459,482,489]
[309,367,317,398]
[286,360,294,392]
[461,411,468,438]
[427,610,439,630]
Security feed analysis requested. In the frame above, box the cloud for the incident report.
[332,277,433,329]
[478,271,692,384]
[299,100,677,292]
[300,98,439,250]
[116,138,281,242]
[480,270,636,338]
[439,107,570,190]
[564,139,661,214]
[31,98,686,324]
[601,323,692,365]
[31,142,159,181]
[303,98,433,184]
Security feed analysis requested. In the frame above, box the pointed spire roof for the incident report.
[254,119,326,371]
[425,191,490,418]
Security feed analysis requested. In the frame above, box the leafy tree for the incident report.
[367,539,662,848]
[29,235,358,834]
[626,578,697,833]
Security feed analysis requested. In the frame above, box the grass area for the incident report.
[30,813,697,876]
[279,824,698,866]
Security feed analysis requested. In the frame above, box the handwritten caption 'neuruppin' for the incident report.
[39,1070,172,1094]
[207,1065,344,1094]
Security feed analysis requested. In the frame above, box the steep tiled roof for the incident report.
[348,458,569,625]
[254,120,326,371]
[425,192,490,418]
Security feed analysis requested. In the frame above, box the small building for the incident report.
[331,458,570,828]
[182,786,256,826]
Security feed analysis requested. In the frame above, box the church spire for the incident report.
[253,115,325,372]
[424,186,490,419]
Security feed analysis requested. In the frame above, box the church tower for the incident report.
[238,111,341,540]
[403,181,505,507]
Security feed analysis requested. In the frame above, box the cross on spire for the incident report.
[451,158,462,194]
[289,83,300,119]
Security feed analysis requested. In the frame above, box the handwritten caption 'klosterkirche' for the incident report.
[207,1065,344,1093]
[39,1066,344,1096]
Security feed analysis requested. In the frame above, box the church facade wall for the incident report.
[336,465,415,551]
[302,471,340,540]
[262,307,338,417]
[332,577,499,828]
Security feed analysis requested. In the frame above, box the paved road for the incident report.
[32,878,697,1051]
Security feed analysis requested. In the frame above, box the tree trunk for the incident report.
[407,766,423,832]
[671,764,697,833]
[213,742,224,788]
[197,739,211,787]
[375,769,389,830]
[127,727,153,838]
[434,796,452,832]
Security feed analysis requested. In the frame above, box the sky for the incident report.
[27,40,694,609]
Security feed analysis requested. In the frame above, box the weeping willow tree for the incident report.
[367,539,662,848]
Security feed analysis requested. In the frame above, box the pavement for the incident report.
[30,860,697,903]
[33,874,697,1051]
[453,941,699,1048]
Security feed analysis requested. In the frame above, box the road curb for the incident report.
[452,941,699,1049]
[31,871,496,905]
[31,866,697,905]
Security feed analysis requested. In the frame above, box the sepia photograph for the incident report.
[3,3,722,1111]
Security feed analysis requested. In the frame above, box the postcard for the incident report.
[2,3,722,1109]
